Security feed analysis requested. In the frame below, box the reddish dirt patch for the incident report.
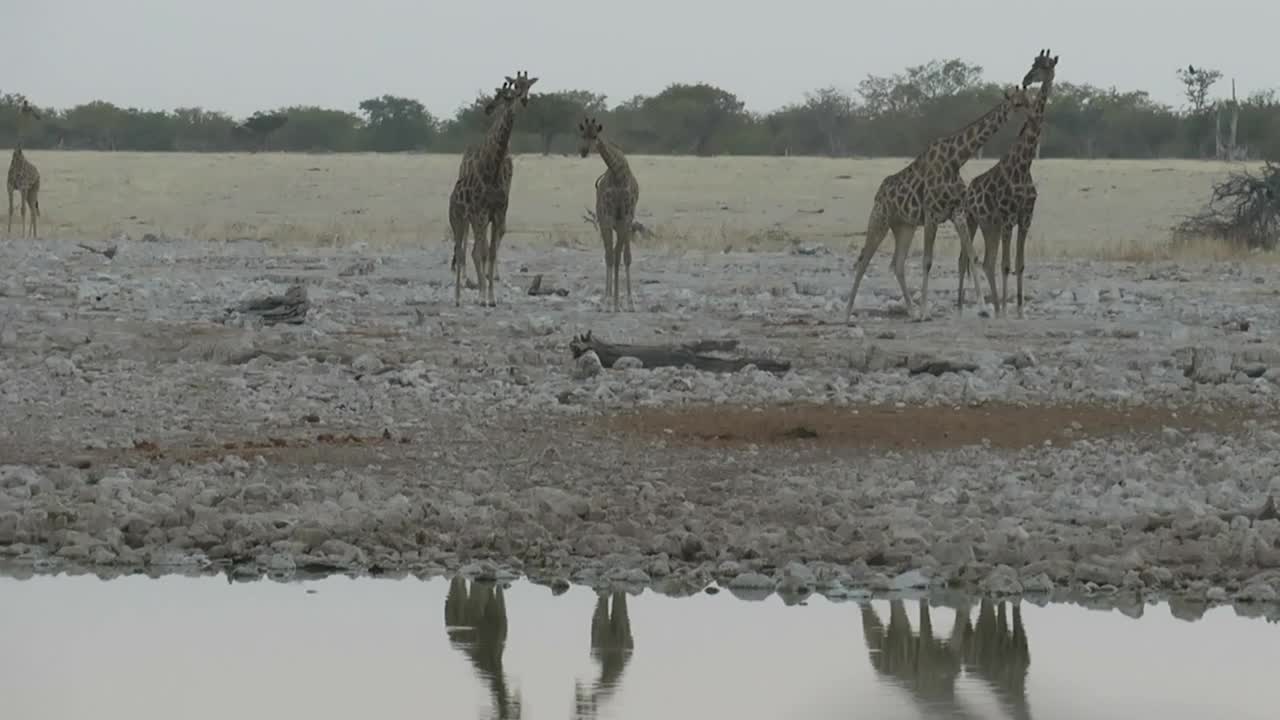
[603,402,1255,451]
[114,429,409,463]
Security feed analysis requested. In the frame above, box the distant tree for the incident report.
[901,58,985,101]
[358,94,437,151]
[271,107,362,152]
[801,87,856,156]
[638,83,749,155]
[1176,65,1223,113]
[171,107,236,151]
[235,110,289,151]
[522,90,608,154]
[857,58,984,117]
[63,101,132,150]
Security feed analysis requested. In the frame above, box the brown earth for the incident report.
[600,402,1257,451]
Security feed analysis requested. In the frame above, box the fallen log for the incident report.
[569,331,790,374]
[225,284,310,326]
[527,274,570,297]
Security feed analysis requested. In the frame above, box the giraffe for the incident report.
[958,50,1060,318]
[448,71,538,307]
[7,99,42,238]
[842,85,1033,323]
[577,116,640,312]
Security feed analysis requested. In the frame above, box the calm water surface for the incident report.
[2,573,1277,720]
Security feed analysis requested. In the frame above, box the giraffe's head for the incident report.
[482,71,539,115]
[1002,85,1033,114]
[503,70,539,107]
[483,82,518,116]
[576,116,604,158]
[1021,49,1059,89]
[19,99,42,121]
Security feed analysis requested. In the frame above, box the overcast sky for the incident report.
[12,0,1278,119]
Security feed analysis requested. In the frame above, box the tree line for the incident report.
[4,59,1278,160]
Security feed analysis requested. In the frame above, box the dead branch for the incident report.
[77,243,118,259]
[1174,161,1280,249]
[569,331,789,374]
[582,208,653,239]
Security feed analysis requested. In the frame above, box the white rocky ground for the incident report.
[2,236,1280,610]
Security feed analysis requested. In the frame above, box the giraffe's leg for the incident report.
[918,222,938,321]
[1015,222,1030,319]
[6,186,12,237]
[487,211,506,307]
[1000,225,1013,316]
[470,220,489,307]
[958,214,981,309]
[27,187,38,239]
[19,191,28,239]
[979,222,1001,317]
[843,207,890,323]
[621,225,635,312]
[609,237,622,312]
[624,226,634,311]
[953,214,983,315]
[450,215,468,307]
[599,224,615,309]
[889,223,917,320]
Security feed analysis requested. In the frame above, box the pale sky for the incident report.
[11,0,1279,119]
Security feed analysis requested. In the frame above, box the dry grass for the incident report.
[13,150,1277,262]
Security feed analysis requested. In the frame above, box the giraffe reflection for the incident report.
[444,577,522,719]
[573,591,635,720]
[859,598,1032,720]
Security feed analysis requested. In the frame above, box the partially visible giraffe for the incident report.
[843,86,1033,322]
[958,50,1060,318]
[577,116,640,312]
[448,71,538,307]
[7,99,42,238]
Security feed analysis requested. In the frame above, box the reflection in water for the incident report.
[445,577,522,719]
[956,599,1032,720]
[574,592,635,720]
[860,598,1032,720]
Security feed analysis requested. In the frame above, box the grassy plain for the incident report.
[13,150,1266,261]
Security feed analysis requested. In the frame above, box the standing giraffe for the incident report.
[7,99,42,238]
[449,71,538,307]
[577,116,640,312]
[842,85,1033,322]
[958,50,1060,318]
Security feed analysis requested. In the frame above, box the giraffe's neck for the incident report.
[594,137,632,179]
[998,79,1054,179]
[918,97,1019,174]
[481,104,518,163]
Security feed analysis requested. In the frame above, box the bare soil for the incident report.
[600,401,1259,451]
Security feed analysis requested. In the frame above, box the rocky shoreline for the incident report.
[3,239,1280,610]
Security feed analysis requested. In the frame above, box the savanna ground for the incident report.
[3,151,1280,607]
[31,151,1267,260]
